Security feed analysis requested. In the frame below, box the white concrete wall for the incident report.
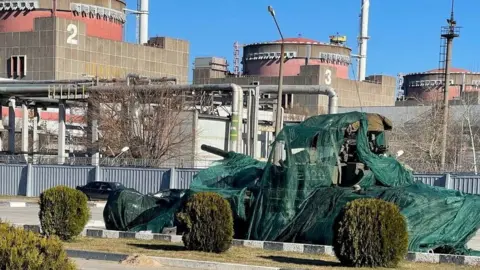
[195,117,229,167]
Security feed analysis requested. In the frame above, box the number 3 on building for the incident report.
[325,69,332,85]
[67,24,78,45]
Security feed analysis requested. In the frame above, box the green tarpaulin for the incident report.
[103,111,480,255]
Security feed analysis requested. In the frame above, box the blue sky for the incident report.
[124,0,478,82]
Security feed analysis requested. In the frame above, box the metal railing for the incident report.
[0,155,212,169]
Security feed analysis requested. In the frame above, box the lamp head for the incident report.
[267,6,275,17]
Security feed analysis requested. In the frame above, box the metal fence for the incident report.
[0,164,200,197]
[413,174,480,194]
[2,163,480,197]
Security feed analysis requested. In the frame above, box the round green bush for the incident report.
[176,192,234,253]
[0,222,76,269]
[333,198,409,268]
[39,185,91,241]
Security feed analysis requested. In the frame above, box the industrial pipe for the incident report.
[0,77,177,85]
[257,85,338,114]
[150,77,177,84]
[89,83,243,152]
[0,86,56,96]
[139,0,149,44]
[124,74,177,84]
[358,0,370,81]
[0,79,94,85]
[15,97,84,107]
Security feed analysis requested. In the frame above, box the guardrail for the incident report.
[0,155,210,169]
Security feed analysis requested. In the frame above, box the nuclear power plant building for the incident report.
[0,0,189,82]
[193,37,397,115]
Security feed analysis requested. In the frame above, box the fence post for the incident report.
[26,163,32,197]
[95,166,101,182]
[169,167,177,189]
[445,173,453,190]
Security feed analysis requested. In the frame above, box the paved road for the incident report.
[0,206,105,228]
[467,230,480,250]
[74,258,190,270]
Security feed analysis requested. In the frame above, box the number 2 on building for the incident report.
[67,24,78,45]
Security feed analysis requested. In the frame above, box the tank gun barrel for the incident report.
[200,144,229,158]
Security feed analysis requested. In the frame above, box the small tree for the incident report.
[391,94,480,173]
[39,186,90,241]
[0,221,76,269]
[86,83,195,167]
[333,198,408,268]
[176,192,234,253]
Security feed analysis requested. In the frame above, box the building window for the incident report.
[7,55,27,78]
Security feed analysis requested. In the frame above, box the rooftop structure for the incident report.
[400,67,480,104]
[193,36,396,115]
[240,37,352,79]
[0,0,189,82]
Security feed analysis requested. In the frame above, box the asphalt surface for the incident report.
[74,258,191,270]
[0,206,105,228]
[467,230,480,250]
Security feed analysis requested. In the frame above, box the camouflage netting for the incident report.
[103,111,480,255]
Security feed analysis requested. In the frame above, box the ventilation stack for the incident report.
[139,0,149,44]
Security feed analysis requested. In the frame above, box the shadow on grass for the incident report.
[260,255,341,267]
[128,243,185,252]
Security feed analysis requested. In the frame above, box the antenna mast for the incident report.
[440,0,460,171]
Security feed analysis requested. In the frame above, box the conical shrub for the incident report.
[333,198,409,268]
[177,192,234,253]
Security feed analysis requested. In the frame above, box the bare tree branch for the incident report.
[86,83,196,166]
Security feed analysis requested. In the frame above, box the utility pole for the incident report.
[440,0,460,171]
[267,6,285,164]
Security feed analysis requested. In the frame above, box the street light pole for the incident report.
[268,5,285,164]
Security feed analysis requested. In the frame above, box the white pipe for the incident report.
[90,83,243,153]
[8,99,15,154]
[230,84,242,153]
[0,105,3,152]
[257,85,339,114]
[139,0,149,44]
[57,101,66,164]
[358,0,370,81]
[21,103,28,154]
[329,95,338,114]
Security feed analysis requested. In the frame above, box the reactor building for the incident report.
[400,68,480,104]
[193,36,397,115]
[0,0,189,82]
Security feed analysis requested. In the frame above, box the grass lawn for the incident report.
[64,238,480,270]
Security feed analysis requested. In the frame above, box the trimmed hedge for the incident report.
[39,185,90,241]
[176,192,234,253]
[0,222,76,269]
[333,198,409,268]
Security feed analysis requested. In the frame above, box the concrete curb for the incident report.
[17,225,480,266]
[0,202,39,207]
[0,201,106,208]
[67,249,281,270]
[11,220,106,231]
